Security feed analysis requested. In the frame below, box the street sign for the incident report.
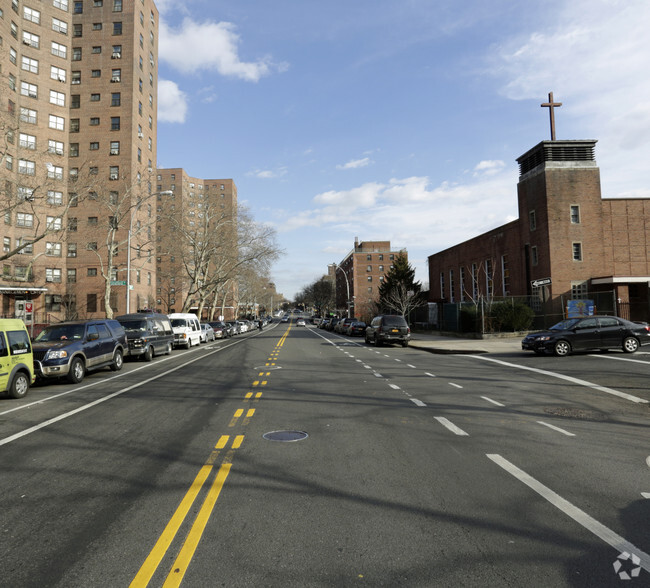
[531,277,552,288]
[111,280,127,286]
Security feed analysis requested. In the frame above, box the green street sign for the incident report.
[111,280,127,286]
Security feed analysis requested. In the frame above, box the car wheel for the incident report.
[553,340,571,357]
[9,372,30,399]
[622,337,639,353]
[167,342,173,355]
[110,349,124,371]
[67,357,86,383]
[142,346,153,362]
[374,335,383,347]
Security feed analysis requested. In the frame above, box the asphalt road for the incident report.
[1,320,649,587]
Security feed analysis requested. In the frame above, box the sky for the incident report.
[153,0,650,300]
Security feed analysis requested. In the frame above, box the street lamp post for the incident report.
[126,190,172,314]
[333,263,351,318]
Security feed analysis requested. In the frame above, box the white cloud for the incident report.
[473,160,506,176]
[157,79,188,123]
[159,19,288,81]
[248,167,288,179]
[336,157,373,170]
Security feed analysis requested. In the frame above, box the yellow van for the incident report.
[0,319,35,399]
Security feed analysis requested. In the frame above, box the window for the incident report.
[113,0,122,12]
[111,69,121,82]
[92,22,102,30]
[18,159,35,175]
[72,47,82,60]
[47,165,64,180]
[54,0,69,10]
[22,56,39,74]
[529,210,536,231]
[51,66,66,81]
[19,133,36,149]
[90,93,100,102]
[90,117,100,126]
[111,117,120,130]
[109,166,119,180]
[46,242,62,257]
[92,45,101,54]
[501,255,510,296]
[16,238,33,255]
[70,95,80,109]
[87,293,97,313]
[52,18,68,34]
[572,242,582,261]
[110,141,120,155]
[73,24,82,37]
[3,237,10,253]
[67,243,77,257]
[71,71,81,84]
[440,272,445,299]
[571,281,588,299]
[91,69,101,78]
[47,216,63,230]
[94,0,103,6]
[67,269,76,283]
[17,213,34,228]
[10,48,18,65]
[89,141,99,150]
[48,140,64,155]
[113,21,122,35]
[20,82,38,99]
[22,31,40,48]
[87,268,97,277]
[111,92,120,106]
[471,263,478,299]
[570,205,580,224]
[9,74,17,92]
[367,275,372,282]
[68,217,78,231]
[23,7,41,24]
[50,90,66,107]
[74,1,83,14]
[20,108,37,125]
[449,269,455,302]
[112,44,121,58]
[47,190,64,205]
[49,115,65,131]
[531,246,538,266]
[52,41,68,58]
[69,143,79,157]
[485,259,493,298]
[18,186,35,201]
[87,242,97,250]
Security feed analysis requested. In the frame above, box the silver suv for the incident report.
[365,315,410,347]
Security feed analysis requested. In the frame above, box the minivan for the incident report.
[168,313,202,349]
[116,312,174,361]
[0,319,35,399]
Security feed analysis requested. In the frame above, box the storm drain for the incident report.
[263,430,309,442]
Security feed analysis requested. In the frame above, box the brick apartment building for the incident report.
[155,169,238,319]
[1,0,159,322]
[427,139,650,323]
[332,239,407,321]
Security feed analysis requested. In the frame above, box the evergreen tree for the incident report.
[378,253,425,317]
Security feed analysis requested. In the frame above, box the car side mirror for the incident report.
[88,332,99,341]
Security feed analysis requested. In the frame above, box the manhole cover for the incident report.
[263,430,308,442]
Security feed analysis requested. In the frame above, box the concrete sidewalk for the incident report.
[408,331,524,354]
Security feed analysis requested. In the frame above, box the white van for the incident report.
[169,313,202,349]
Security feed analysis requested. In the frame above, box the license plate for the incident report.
[391,329,398,333]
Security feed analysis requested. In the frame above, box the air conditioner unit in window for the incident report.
[111,78,120,83]
[138,132,143,138]
[112,52,121,59]
[109,174,118,180]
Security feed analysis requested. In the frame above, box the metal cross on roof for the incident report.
[541,91,562,140]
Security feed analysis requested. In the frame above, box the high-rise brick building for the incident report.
[155,169,238,318]
[1,0,159,322]
[427,139,650,323]
[332,239,407,322]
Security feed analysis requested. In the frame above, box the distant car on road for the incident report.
[346,321,367,336]
[200,323,216,342]
[521,315,650,356]
[365,315,410,347]
[296,318,306,326]
[209,321,231,338]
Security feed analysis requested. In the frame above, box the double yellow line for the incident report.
[130,327,292,587]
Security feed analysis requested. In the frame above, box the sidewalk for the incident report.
[408,331,524,354]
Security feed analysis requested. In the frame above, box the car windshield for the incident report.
[35,324,85,341]
[549,319,581,330]
[120,320,147,331]
[171,319,188,328]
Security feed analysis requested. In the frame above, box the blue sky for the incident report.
[154,0,650,299]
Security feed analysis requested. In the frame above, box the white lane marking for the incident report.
[647,456,650,468]
[425,372,436,378]
[373,372,383,378]
[642,493,650,499]
[394,358,402,362]
[356,359,362,363]
[410,398,426,407]
[472,355,648,404]
[449,382,463,389]
[590,354,650,365]
[481,396,505,407]
[407,364,416,369]
[434,416,469,436]
[388,384,400,390]
[537,420,576,437]
[487,454,650,573]
[363,365,371,369]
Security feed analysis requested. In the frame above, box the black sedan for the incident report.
[521,316,650,356]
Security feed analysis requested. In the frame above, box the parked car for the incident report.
[365,315,411,347]
[200,323,215,342]
[319,318,331,330]
[335,317,358,334]
[346,321,367,336]
[209,321,231,338]
[521,315,650,356]
[169,313,202,349]
[0,318,35,398]
[226,321,241,335]
[116,312,174,361]
[236,320,249,333]
[32,320,127,384]
[327,318,341,332]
